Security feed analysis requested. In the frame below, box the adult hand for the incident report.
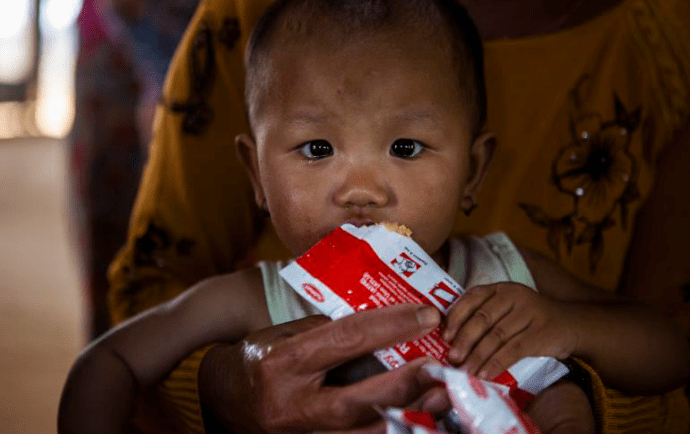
[442,282,578,380]
[199,304,448,433]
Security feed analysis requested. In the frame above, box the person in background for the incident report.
[105,0,690,432]
[71,0,199,338]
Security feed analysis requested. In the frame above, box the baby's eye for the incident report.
[298,140,333,159]
[390,139,425,158]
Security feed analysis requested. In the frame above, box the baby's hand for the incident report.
[442,282,577,379]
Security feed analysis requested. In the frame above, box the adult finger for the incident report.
[255,314,331,342]
[302,358,437,430]
[337,357,439,409]
[442,285,497,341]
[279,304,441,373]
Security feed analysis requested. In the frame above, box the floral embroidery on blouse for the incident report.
[520,75,642,274]
[167,20,217,135]
[133,222,196,268]
[219,17,241,50]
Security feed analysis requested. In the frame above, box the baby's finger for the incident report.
[475,332,532,380]
[447,293,514,364]
[442,285,497,341]
[459,312,531,377]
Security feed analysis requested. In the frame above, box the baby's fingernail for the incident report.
[416,306,441,328]
[478,370,488,379]
[448,348,462,362]
[442,330,452,341]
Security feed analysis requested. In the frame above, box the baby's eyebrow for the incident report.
[393,109,441,128]
[285,113,330,125]
[283,109,441,127]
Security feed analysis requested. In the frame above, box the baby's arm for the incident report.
[442,248,690,395]
[58,269,269,434]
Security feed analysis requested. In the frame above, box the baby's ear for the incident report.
[462,132,496,201]
[236,133,267,210]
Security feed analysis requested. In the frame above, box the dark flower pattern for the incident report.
[167,21,217,135]
[219,17,241,50]
[552,121,635,222]
[133,222,195,268]
[518,204,576,260]
[520,75,643,274]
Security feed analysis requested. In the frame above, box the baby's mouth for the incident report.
[342,217,377,227]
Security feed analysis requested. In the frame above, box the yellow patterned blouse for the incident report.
[467,0,690,292]
[108,0,690,432]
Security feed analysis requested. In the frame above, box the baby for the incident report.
[59,0,690,433]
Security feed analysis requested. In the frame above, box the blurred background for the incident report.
[0,0,197,432]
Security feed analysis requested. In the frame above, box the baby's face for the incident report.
[240,31,489,261]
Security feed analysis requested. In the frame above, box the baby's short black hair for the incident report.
[244,0,486,138]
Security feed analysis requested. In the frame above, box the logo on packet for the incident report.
[428,281,461,310]
[390,252,421,277]
[302,283,325,303]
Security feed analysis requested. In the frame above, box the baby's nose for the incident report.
[333,167,390,208]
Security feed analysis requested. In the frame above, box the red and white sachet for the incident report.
[492,357,569,409]
[279,223,568,407]
[379,366,544,434]
[424,365,541,434]
[280,223,461,368]
[380,407,445,434]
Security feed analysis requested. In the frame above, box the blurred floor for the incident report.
[0,138,84,434]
